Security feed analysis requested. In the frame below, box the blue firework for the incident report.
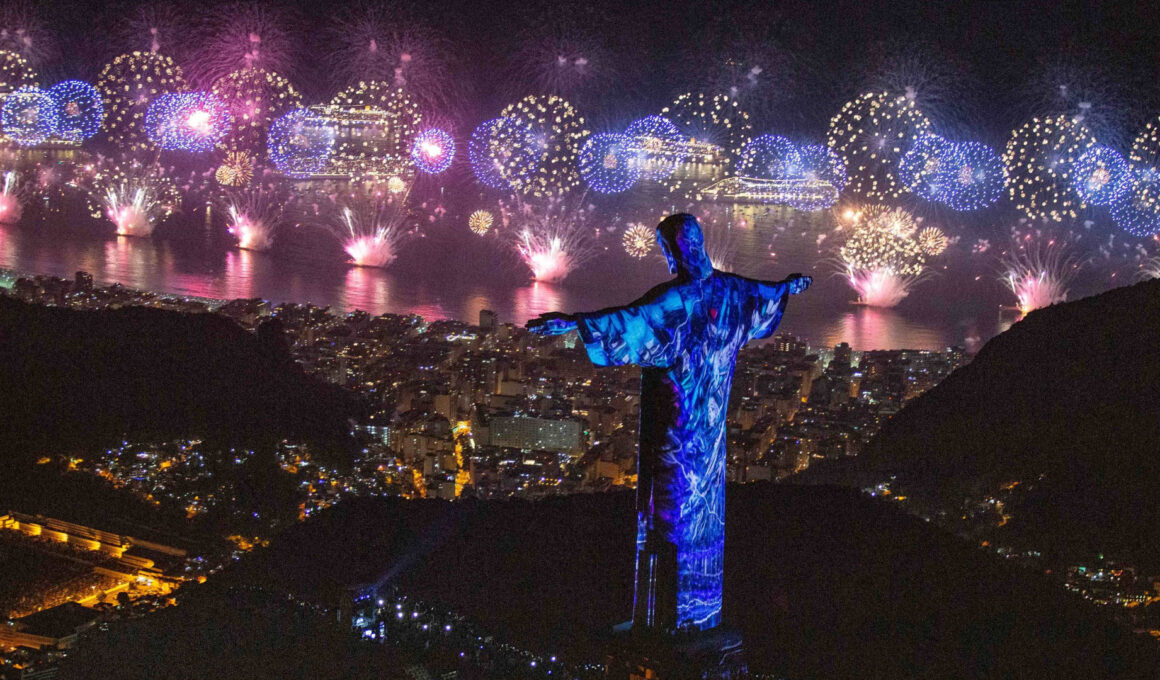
[145,91,231,152]
[1,87,59,147]
[934,141,1007,211]
[46,80,103,142]
[468,117,540,190]
[267,109,336,178]
[1071,145,1129,207]
[897,133,955,201]
[410,128,455,175]
[578,132,641,194]
[1111,166,1160,237]
[796,143,847,193]
[736,134,801,179]
[624,115,686,181]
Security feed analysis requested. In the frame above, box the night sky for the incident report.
[23,0,1160,142]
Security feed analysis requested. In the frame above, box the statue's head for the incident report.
[657,213,713,280]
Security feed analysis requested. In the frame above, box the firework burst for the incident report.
[468,209,494,235]
[117,3,189,58]
[211,67,301,155]
[188,2,295,87]
[496,95,589,198]
[46,80,103,143]
[508,31,615,104]
[858,40,976,135]
[827,92,932,200]
[96,51,186,152]
[215,151,256,187]
[0,1,53,66]
[1003,115,1095,222]
[621,223,653,258]
[327,7,453,111]
[331,82,422,155]
[624,115,687,181]
[917,226,948,256]
[1,86,56,146]
[837,206,929,307]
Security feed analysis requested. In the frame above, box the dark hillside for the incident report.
[0,297,362,462]
[801,279,1160,568]
[178,485,1160,680]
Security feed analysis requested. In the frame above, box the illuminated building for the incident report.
[488,415,582,454]
[275,105,415,182]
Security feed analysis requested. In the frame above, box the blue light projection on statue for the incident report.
[527,214,810,633]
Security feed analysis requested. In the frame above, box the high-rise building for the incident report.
[479,309,499,330]
[488,415,582,453]
[74,271,94,292]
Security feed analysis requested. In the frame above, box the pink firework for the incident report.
[1001,234,1082,314]
[188,2,295,87]
[320,183,414,268]
[0,170,26,224]
[327,7,453,109]
[224,186,283,251]
[504,193,598,283]
[847,269,915,308]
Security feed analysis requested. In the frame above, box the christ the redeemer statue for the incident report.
[527,213,810,634]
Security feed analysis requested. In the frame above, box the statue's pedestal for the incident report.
[604,625,746,680]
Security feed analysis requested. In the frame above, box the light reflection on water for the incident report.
[0,201,1011,351]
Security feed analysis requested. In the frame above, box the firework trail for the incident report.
[315,182,415,268]
[1000,228,1084,314]
[223,184,285,251]
[503,193,599,283]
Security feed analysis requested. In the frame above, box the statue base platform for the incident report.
[603,625,746,680]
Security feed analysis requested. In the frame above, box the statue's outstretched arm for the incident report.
[526,312,577,336]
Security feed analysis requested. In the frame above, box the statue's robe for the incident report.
[576,271,791,631]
